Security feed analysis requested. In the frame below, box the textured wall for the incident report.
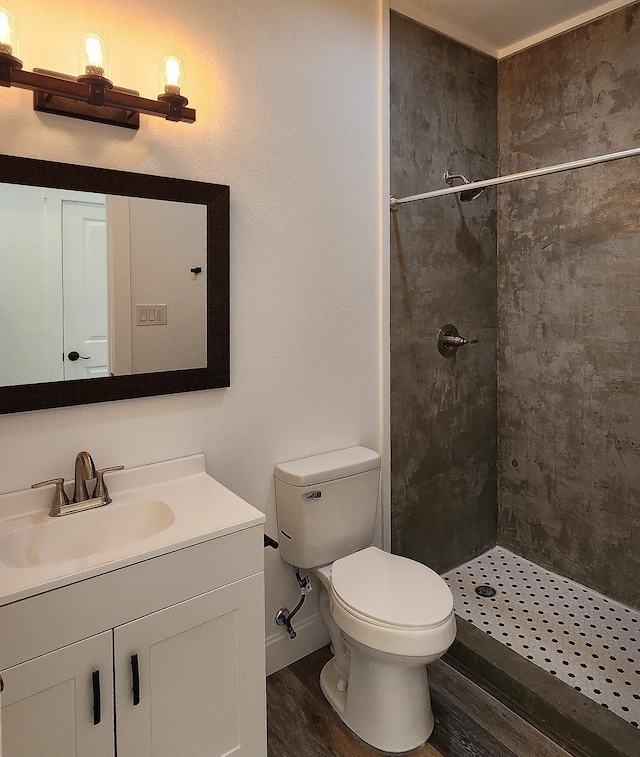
[0,0,384,674]
[390,12,498,573]
[498,4,640,609]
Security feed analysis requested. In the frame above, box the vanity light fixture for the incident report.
[0,18,195,129]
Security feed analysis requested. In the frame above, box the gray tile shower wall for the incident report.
[497,4,640,611]
[390,12,498,572]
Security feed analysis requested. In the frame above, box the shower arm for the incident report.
[389,146,640,210]
[443,171,471,187]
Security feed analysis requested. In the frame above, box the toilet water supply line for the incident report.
[276,569,312,640]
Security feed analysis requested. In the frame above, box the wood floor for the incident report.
[267,646,443,757]
[428,661,575,757]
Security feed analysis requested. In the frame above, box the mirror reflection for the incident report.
[0,184,207,388]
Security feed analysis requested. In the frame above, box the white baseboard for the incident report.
[265,612,330,676]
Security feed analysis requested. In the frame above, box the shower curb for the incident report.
[445,617,639,757]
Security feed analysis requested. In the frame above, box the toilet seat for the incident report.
[327,547,456,657]
[330,547,453,629]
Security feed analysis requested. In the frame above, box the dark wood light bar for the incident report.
[0,51,195,129]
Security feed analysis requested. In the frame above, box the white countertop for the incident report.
[0,454,265,606]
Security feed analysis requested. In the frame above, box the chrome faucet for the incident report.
[73,451,96,503]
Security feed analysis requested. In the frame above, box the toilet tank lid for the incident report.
[274,446,380,486]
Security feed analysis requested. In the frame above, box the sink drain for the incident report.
[475,585,497,598]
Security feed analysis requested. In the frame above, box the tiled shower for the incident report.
[390,4,640,735]
[443,548,640,726]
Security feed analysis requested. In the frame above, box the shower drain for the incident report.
[475,585,497,597]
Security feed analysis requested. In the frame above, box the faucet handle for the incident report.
[437,323,479,358]
[31,478,70,516]
[93,466,124,505]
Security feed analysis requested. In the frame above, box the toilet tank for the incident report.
[274,446,380,569]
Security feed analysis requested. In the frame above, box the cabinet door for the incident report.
[114,572,266,757]
[1,631,114,757]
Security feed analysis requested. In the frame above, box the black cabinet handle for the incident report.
[131,653,140,706]
[92,670,101,725]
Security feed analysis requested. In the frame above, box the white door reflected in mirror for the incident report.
[62,198,109,381]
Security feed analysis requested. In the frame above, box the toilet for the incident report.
[274,446,456,754]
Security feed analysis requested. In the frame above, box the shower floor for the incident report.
[442,546,640,729]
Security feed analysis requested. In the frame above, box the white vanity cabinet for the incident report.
[1,632,115,757]
[0,526,266,757]
[114,574,265,757]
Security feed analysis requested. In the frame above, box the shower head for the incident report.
[459,186,485,202]
[443,170,485,202]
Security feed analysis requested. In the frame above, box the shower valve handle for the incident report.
[441,334,478,348]
[437,324,478,357]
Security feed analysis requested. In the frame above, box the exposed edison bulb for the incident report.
[79,32,110,79]
[0,6,18,57]
[165,57,181,88]
[160,55,186,97]
[85,36,102,68]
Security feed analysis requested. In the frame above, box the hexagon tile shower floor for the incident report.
[443,547,640,728]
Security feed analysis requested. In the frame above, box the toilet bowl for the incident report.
[314,547,456,754]
[274,447,456,753]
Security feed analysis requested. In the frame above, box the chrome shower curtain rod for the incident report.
[389,146,640,209]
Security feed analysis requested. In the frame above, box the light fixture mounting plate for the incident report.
[32,69,140,130]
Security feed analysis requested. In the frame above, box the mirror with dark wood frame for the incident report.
[0,154,229,414]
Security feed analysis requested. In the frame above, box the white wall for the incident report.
[127,198,207,374]
[0,184,49,387]
[0,0,387,672]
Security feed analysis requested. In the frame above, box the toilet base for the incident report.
[319,644,434,754]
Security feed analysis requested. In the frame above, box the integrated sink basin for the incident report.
[0,454,265,606]
[0,499,175,568]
